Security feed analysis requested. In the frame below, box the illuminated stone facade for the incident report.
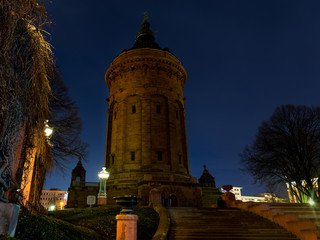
[104,18,201,206]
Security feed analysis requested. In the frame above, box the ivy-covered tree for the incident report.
[0,0,87,210]
[0,0,53,206]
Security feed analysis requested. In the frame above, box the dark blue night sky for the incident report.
[44,0,320,196]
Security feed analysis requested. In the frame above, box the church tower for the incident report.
[104,15,201,206]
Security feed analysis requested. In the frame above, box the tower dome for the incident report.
[130,13,162,50]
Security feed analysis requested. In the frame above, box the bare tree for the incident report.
[25,70,88,211]
[49,70,88,169]
[241,104,320,203]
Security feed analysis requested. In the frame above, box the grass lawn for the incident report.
[9,205,159,240]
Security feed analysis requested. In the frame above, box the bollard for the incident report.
[114,196,141,240]
[116,214,138,240]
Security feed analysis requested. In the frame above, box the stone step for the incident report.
[271,207,320,213]
[170,232,299,239]
[170,230,296,234]
[171,223,287,228]
[169,236,299,240]
[170,232,298,237]
[167,208,299,240]
[268,203,310,207]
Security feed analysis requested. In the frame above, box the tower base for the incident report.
[106,172,202,207]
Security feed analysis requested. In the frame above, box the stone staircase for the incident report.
[268,203,320,227]
[234,202,320,240]
[167,207,300,240]
[263,203,320,239]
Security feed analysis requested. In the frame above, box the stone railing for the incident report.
[224,194,320,240]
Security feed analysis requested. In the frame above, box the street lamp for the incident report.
[98,167,109,205]
[44,120,53,138]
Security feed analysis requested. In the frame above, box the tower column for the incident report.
[141,98,152,167]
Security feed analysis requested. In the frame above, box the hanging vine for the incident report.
[0,0,54,206]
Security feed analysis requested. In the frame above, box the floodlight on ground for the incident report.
[308,198,315,206]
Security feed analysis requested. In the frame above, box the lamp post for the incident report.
[98,167,109,205]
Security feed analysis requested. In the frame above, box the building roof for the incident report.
[72,157,86,174]
[129,13,165,51]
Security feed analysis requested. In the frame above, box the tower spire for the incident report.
[130,13,161,50]
[144,11,148,21]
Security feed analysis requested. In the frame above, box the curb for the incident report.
[152,204,170,240]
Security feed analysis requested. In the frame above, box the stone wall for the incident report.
[66,185,99,208]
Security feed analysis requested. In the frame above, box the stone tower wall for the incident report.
[104,47,202,207]
[105,48,189,175]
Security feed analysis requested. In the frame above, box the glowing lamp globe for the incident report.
[44,120,53,137]
[98,167,109,179]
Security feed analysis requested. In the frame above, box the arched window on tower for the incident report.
[132,105,136,113]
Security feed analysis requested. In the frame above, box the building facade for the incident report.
[66,158,99,208]
[40,188,67,210]
[230,187,243,200]
[104,17,201,206]
[228,186,287,203]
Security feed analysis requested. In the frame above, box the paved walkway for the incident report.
[167,207,300,240]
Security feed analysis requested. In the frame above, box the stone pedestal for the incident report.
[222,192,236,208]
[0,202,20,237]
[116,214,138,240]
[97,197,107,205]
